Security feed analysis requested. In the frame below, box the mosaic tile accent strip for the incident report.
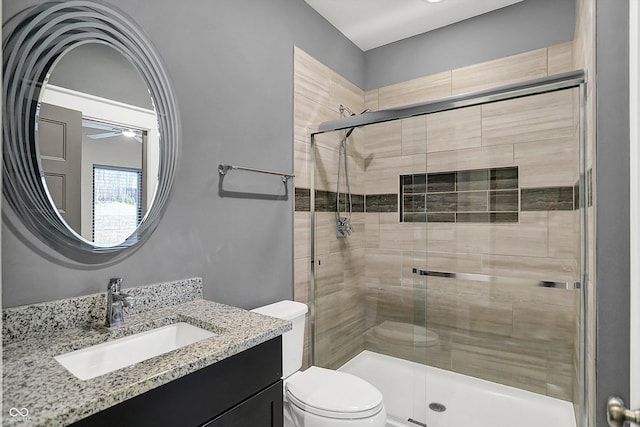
[401,167,519,223]
[521,187,575,211]
[365,194,399,213]
[295,187,311,211]
[2,278,203,345]
[295,188,376,213]
[314,190,365,213]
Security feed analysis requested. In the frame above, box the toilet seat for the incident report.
[285,366,384,419]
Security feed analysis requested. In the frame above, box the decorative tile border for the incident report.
[295,166,591,217]
[521,187,575,211]
[295,187,388,213]
[295,187,311,211]
[365,194,399,213]
[401,167,519,223]
[2,278,203,345]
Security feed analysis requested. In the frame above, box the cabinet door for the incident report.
[203,381,283,427]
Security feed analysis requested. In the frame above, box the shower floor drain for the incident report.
[429,402,447,412]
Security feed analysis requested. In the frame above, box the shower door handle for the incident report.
[607,396,640,426]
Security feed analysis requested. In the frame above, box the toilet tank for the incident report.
[251,300,308,378]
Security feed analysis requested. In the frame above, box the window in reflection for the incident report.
[92,165,142,246]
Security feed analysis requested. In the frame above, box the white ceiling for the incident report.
[304,0,525,51]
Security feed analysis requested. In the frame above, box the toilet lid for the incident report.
[285,366,384,419]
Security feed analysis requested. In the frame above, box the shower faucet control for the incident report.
[336,217,352,237]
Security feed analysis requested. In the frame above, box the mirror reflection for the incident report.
[37,43,159,247]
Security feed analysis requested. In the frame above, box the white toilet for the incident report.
[251,300,387,427]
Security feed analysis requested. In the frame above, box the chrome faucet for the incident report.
[105,278,136,327]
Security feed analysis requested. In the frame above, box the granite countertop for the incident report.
[2,299,290,426]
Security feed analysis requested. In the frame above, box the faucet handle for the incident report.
[108,277,123,291]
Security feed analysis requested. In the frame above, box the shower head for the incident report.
[343,108,372,139]
[339,104,356,116]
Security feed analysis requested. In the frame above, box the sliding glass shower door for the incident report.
[311,82,585,427]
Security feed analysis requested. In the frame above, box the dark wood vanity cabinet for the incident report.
[70,337,283,427]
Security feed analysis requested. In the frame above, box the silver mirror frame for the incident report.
[2,0,180,263]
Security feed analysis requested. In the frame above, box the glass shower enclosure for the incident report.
[308,71,587,427]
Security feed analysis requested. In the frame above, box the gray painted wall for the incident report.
[2,0,364,308]
[595,0,631,424]
[363,0,576,90]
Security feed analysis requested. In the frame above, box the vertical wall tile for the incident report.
[294,47,332,107]
[365,248,403,287]
[451,48,548,95]
[364,89,379,111]
[482,89,575,147]
[379,222,418,251]
[294,139,310,189]
[426,106,482,153]
[482,254,578,282]
[458,297,514,337]
[330,74,365,115]
[365,213,380,248]
[450,335,549,395]
[366,154,424,194]
[295,94,337,145]
[426,145,514,173]
[547,41,574,75]
[378,71,452,109]
[515,136,578,188]
[548,210,580,260]
[295,212,310,259]
[489,212,549,257]
[364,121,402,158]
[314,144,339,192]
[513,301,576,343]
[295,257,311,305]
[401,116,427,156]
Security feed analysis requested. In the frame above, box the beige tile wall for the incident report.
[293,47,366,370]
[294,42,585,404]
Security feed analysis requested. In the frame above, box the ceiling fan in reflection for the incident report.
[82,119,143,143]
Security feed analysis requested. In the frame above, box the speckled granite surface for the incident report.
[3,277,204,345]
[2,281,290,427]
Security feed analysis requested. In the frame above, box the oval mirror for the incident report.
[37,42,159,247]
[2,1,180,263]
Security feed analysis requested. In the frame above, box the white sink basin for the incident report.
[55,322,216,380]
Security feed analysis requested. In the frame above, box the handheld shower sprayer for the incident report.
[336,105,370,238]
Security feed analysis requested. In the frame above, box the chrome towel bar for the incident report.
[411,268,580,290]
[218,163,295,182]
